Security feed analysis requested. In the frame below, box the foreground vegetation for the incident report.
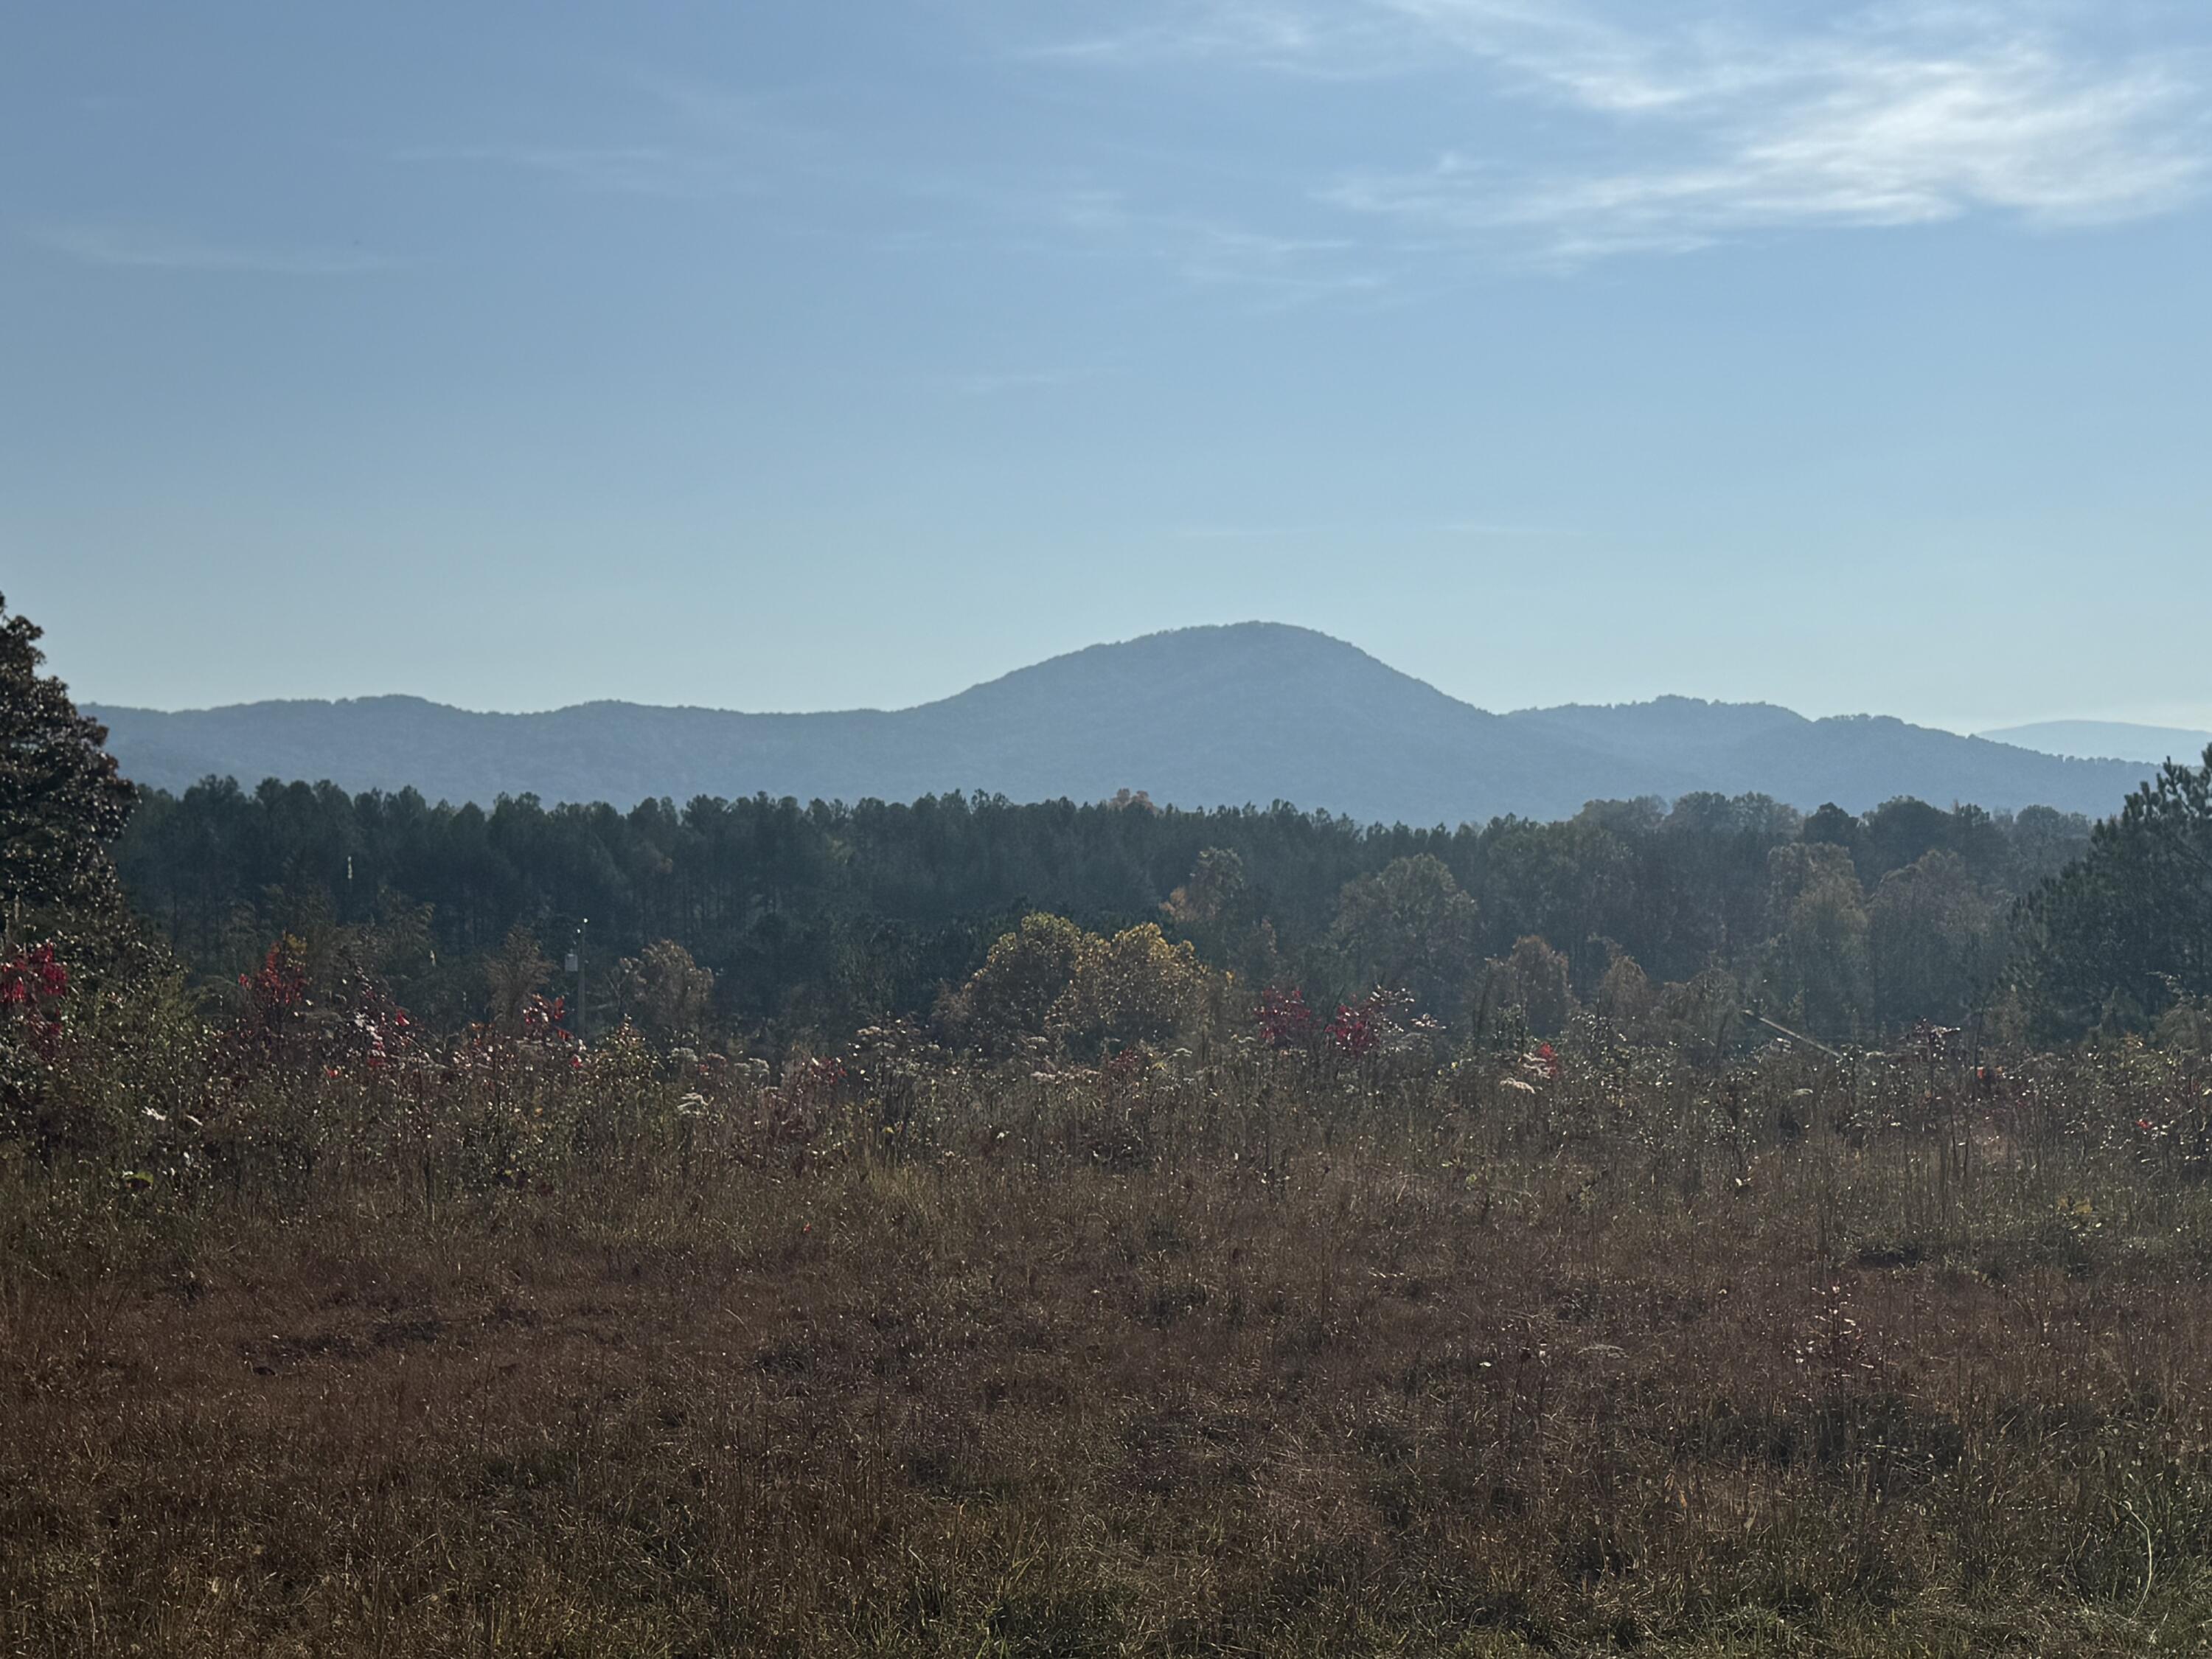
[10,1011,2212,1656]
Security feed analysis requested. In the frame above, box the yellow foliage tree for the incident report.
[942,915,1202,1055]
[612,939,716,1044]
[938,913,1085,1053]
[1057,922,1202,1053]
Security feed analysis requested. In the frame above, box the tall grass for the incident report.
[6,1018,2212,1654]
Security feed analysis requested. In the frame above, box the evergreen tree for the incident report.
[2018,747,2212,1037]
[0,594,136,933]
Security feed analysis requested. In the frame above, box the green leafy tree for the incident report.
[1759,842,1869,1040]
[1162,846,1281,987]
[1802,802,1865,861]
[1867,851,2000,1029]
[1655,967,1745,1064]
[2002,805,2094,893]
[1331,855,1478,1015]
[1860,797,1954,882]
[1596,945,1658,1034]
[1502,934,1576,1037]
[0,594,135,934]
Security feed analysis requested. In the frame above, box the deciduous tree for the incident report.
[1332,855,1478,1015]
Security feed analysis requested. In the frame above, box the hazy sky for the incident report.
[7,1,2210,731]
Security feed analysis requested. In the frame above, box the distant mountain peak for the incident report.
[978,620,1406,682]
[86,625,2156,821]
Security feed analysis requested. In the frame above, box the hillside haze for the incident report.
[88,624,2152,822]
[1980,720,2212,765]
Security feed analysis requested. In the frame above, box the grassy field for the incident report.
[7,1031,2212,1655]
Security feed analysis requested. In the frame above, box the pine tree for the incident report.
[2018,746,2212,1037]
[0,594,136,933]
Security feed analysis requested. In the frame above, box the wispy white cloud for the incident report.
[1332,19,2207,256]
[1027,1,2212,264]
[26,222,402,274]
[366,6,2211,301]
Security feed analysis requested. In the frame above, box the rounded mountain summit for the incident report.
[86,623,2149,823]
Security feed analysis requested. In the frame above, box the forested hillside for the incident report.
[117,774,2096,1045]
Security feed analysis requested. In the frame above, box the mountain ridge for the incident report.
[1979,720,2212,766]
[86,622,2153,823]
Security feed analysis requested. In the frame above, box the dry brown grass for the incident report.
[7,1039,2212,1655]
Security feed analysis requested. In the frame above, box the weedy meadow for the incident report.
[7,998,2212,1657]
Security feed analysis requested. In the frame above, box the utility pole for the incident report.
[566,918,589,1042]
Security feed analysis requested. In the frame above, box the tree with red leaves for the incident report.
[1256,985,1316,1051]
[0,941,70,1062]
[1327,1001,1382,1059]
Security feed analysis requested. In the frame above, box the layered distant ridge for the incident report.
[88,624,2152,822]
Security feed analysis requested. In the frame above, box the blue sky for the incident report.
[6,1,2209,731]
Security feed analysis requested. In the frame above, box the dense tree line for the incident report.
[112,774,2102,1045]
